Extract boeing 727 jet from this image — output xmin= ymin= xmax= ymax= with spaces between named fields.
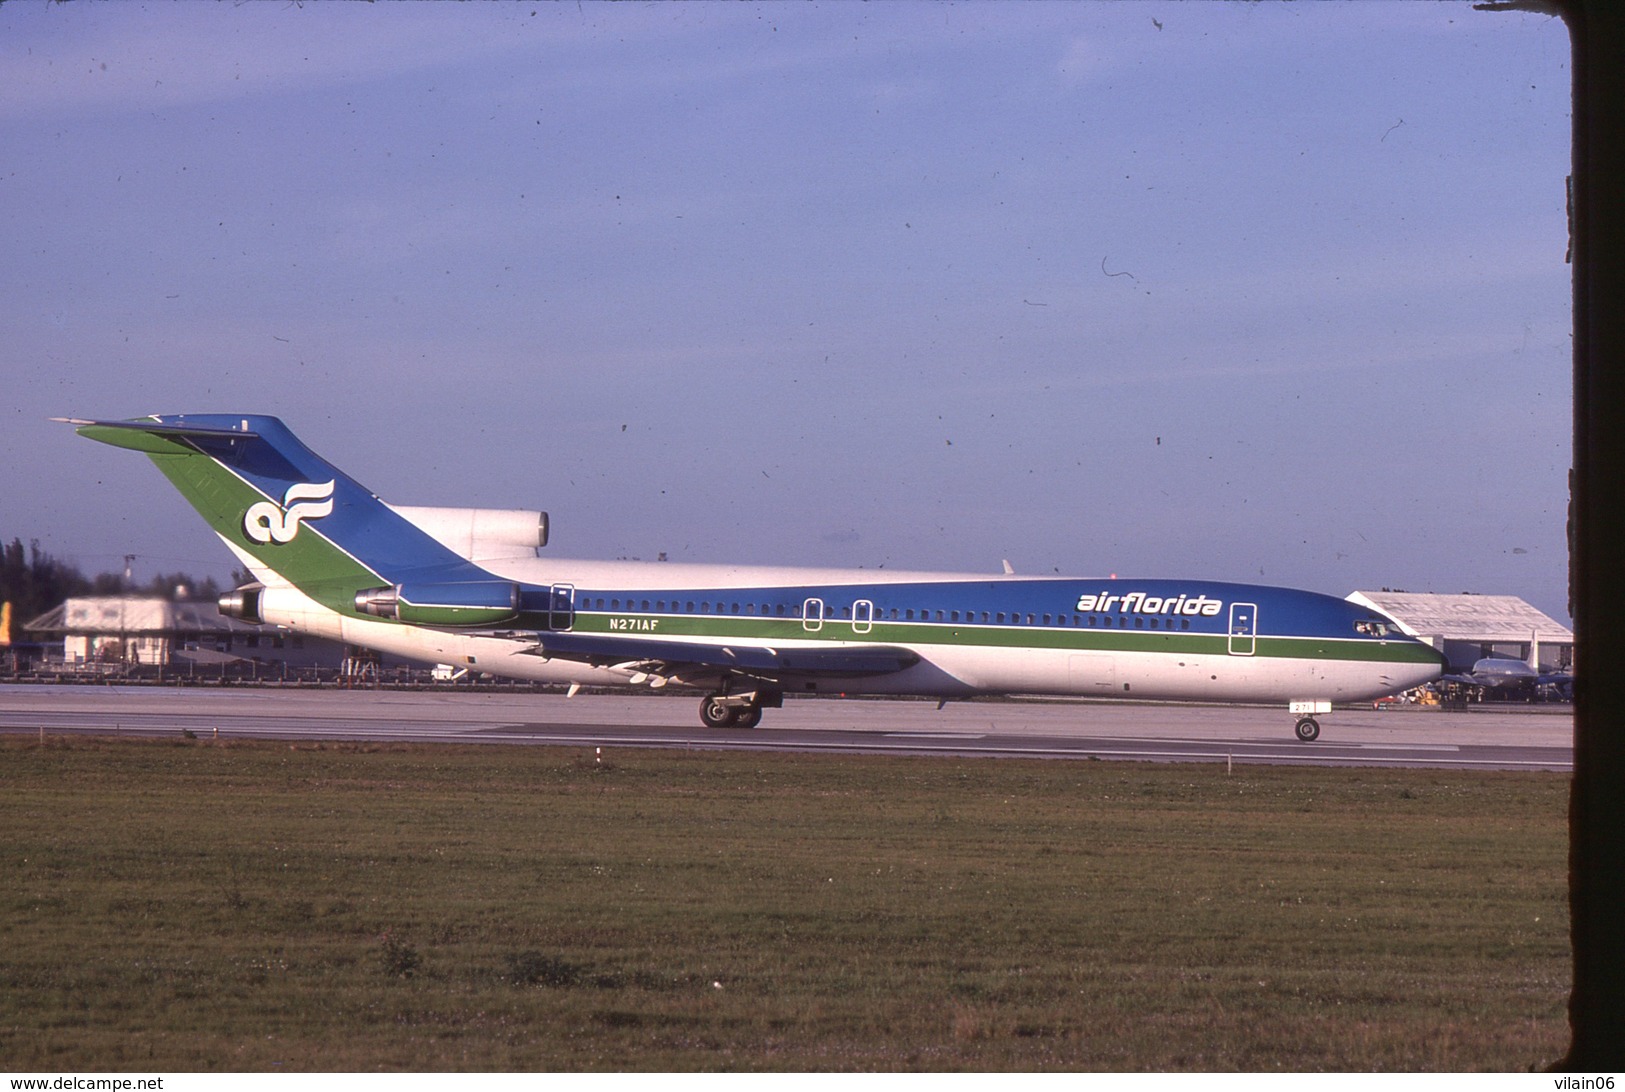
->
xmin=63 ymin=415 xmax=1444 ymax=741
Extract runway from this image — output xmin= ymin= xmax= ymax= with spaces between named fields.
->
xmin=0 ymin=683 xmax=1572 ymax=771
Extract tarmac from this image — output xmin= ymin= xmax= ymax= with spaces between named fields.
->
xmin=0 ymin=683 xmax=1573 ymax=770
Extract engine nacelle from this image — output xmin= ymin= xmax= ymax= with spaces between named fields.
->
xmin=354 ymin=580 xmax=521 ymax=627
xmin=218 ymin=584 xmax=265 ymax=625
xmin=216 ymin=583 xmax=346 ymax=641
xmin=386 ymin=505 xmax=548 ymax=561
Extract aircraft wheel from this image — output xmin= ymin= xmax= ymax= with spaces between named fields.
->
xmin=700 ymin=696 xmax=739 ymax=729
xmin=734 ymin=703 xmax=764 ymax=730
xmin=1294 ymin=716 xmax=1321 ymax=743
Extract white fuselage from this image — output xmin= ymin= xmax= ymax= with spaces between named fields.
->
xmin=236 ymin=547 xmax=1441 ymax=706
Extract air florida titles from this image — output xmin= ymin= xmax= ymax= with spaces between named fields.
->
xmin=1074 ymin=591 xmax=1225 ymax=617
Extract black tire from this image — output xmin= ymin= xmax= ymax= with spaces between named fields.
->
xmin=1294 ymin=716 xmax=1321 ymax=742
xmin=733 ymin=704 xmax=763 ymax=729
xmin=700 ymin=696 xmax=739 ymax=728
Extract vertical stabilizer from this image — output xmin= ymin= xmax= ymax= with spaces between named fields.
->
xmin=66 ymin=415 xmax=486 ymax=615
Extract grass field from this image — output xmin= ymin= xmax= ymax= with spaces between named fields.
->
xmin=0 ymin=735 xmax=1570 ymax=1071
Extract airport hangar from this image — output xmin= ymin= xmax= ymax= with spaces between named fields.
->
xmin=1349 ymin=590 xmax=1573 ymax=675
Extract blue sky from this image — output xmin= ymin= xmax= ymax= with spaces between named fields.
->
xmin=1 ymin=2 xmax=1573 ymax=620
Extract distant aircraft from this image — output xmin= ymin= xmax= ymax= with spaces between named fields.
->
xmin=1449 ymin=657 xmax=1539 ymax=687
xmin=63 ymin=415 xmax=1444 ymax=741
xmin=1440 ymin=657 xmax=1572 ymax=699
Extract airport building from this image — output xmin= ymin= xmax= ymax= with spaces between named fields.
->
xmin=1347 ymin=590 xmax=1573 ymax=674
xmin=24 ymin=595 xmax=338 ymax=674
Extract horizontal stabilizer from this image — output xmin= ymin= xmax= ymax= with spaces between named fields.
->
xmin=57 ymin=416 xmax=260 ymax=454
xmin=55 ymin=416 xmax=260 ymax=439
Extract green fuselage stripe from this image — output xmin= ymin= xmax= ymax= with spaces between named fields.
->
xmin=545 ymin=609 xmax=1437 ymax=665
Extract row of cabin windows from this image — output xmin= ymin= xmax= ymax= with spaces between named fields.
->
xmin=579 ymin=597 xmax=1193 ymax=630
xmin=586 ymin=598 xmax=796 ymax=616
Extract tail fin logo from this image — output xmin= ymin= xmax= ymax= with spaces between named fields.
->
xmin=244 ymin=480 xmax=335 ymax=545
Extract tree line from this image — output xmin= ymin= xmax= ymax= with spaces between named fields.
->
xmin=0 ymin=537 xmax=234 ymax=628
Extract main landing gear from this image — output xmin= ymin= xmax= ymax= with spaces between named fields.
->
xmin=700 ymin=688 xmax=783 ymax=730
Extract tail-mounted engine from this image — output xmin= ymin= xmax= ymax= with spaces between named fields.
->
xmin=354 ymin=580 xmax=521 ymax=627
xmin=218 ymin=583 xmax=265 ymax=625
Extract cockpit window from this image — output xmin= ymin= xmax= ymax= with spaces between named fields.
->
xmin=1354 ymin=619 xmax=1393 ymax=638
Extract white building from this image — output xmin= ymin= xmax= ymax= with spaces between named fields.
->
xmin=26 ymin=595 xmax=323 ymax=669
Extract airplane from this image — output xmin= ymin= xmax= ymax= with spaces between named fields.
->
xmin=1439 ymin=657 xmax=1573 ymax=700
xmin=1447 ymin=657 xmax=1539 ymax=688
xmin=61 ymin=414 xmax=1446 ymax=742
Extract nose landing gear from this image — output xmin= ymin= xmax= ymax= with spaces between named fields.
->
xmin=1290 ymin=700 xmax=1330 ymax=742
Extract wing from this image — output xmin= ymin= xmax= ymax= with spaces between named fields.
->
xmin=514 ymin=629 xmax=918 ymax=687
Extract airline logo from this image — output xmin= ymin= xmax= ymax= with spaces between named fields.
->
xmin=1075 ymin=590 xmax=1224 ymax=617
xmin=244 ymin=480 xmax=335 ymax=544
